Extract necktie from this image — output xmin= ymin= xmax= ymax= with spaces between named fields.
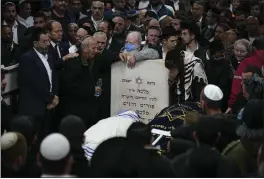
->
xmin=55 ymin=43 xmax=61 ymax=58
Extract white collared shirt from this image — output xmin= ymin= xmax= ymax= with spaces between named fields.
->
xmin=34 ymin=48 xmax=52 ymax=92
xmin=50 ymin=41 xmax=62 ymax=58
xmin=107 ymin=37 xmax=112 ymax=49
xmin=69 ymin=45 xmax=78 ymax=53
xmin=186 ymin=42 xmax=199 ymax=55
xmin=173 ymin=0 xmax=179 ymax=11
xmin=162 ymin=46 xmax=166 ymax=60
xmin=16 ymin=15 xmax=34 ymax=28
xmin=3 ymin=21 xmax=19 ymax=45
xmin=91 ymin=16 xmax=103 ymax=31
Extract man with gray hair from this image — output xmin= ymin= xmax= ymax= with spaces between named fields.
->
xmin=59 ymin=36 xmax=101 ymax=128
xmin=119 ymin=31 xmax=159 ymax=68
xmin=93 ymin=31 xmax=118 ymax=119
xmin=90 ymin=1 xmax=105 ymax=30
xmin=93 ymin=31 xmax=108 ymax=54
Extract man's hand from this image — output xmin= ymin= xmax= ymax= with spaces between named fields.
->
xmin=46 ymin=95 xmax=59 ymax=110
xmin=52 ymin=95 xmax=59 ymax=106
xmin=63 ymin=53 xmax=79 ymax=61
xmin=119 ymin=53 xmax=128 ymax=61
xmin=127 ymin=55 xmax=136 ymax=68
xmin=168 ymin=68 xmax=179 ymax=82
xmin=95 ymin=86 xmax=102 ymax=96
xmin=225 ymin=107 xmax=232 ymax=114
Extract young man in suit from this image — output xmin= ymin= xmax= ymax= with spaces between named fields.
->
xmin=18 ymin=28 xmax=60 ymax=144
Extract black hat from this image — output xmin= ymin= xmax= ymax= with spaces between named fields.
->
xmin=113 ymin=11 xmax=127 ymax=20
xmin=180 ymin=21 xmax=200 ymax=37
xmin=192 ymin=0 xmax=204 ymax=6
xmin=242 ymin=99 xmax=264 ymax=129
xmin=162 ymin=26 xmax=179 ymax=39
xmin=210 ymin=40 xmax=225 ymax=54
xmin=127 ymin=10 xmax=139 ymax=19
xmin=236 ymin=99 xmax=264 ymax=139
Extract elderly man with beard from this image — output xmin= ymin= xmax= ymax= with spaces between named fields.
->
xmin=108 ymin=13 xmax=127 ymax=55
xmin=59 ymin=37 xmax=101 ymax=128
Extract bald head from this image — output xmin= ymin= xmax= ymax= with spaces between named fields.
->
xmin=48 ymin=21 xmax=63 ymax=42
xmin=76 ymin=28 xmax=88 ymax=43
xmin=81 ymin=37 xmax=98 ymax=59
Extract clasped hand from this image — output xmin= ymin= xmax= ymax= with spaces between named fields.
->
xmin=47 ymin=95 xmax=59 ymax=110
xmin=119 ymin=53 xmax=136 ymax=68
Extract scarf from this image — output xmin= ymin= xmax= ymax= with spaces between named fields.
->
xmin=176 ymin=50 xmax=208 ymax=101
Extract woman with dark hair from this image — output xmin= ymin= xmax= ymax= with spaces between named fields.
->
xmin=165 ymin=47 xmax=208 ymax=104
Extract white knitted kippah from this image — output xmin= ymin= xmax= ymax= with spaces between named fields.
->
xmin=40 ymin=133 xmax=70 ymax=161
xmin=1 ymin=132 xmax=18 ymax=150
xmin=204 ymin=84 xmax=223 ymax=101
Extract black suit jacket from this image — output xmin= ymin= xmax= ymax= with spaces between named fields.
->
xmin=58 ymin=56 xmax=102 ymax=127
xmin=1 ymin=42 xmax=22 ymax=66
xmin=17 ymin=21 xmax=27 ymax=45
xmin=18 ymin=49 xmax=58 ymax=117
xmin=48 ymin=43 xmax=68 ymax=70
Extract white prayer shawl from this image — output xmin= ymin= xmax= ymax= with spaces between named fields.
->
xmin=82 ymin=111 xmax=140 ymax=161
xmin=176 ymin=50 xmax=208 ymax=101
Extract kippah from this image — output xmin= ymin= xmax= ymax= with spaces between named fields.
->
xmin=193 ymin=0 xmax=203 ymax=6
xmin=203 ymin=84 xmax=223 ymax=101
xmin=40 ymin=133 xmax=70 ymax=161
xmin=1 ymin=132 xmax=18 ymax=150
xmin=127 ymin=10 xmax=139 ymax=18
xmin=3 ymin=1 xmax=16 ymax=7
xmin=159 ymin=15 xmax=168 ymax=22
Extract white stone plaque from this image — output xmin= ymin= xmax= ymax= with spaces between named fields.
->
xmin=111 ymin=60 xmax=169 ymax=124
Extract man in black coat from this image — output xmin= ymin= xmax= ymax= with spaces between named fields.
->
xmin=46 ymin=20 xmax=76 ymax=71
xmin=18 ymin=28 xmax=59 ymax=143
xmin=1 ymin=25 xmax=22 ymax=66
xmin=93 ymin=31 xmax=118 ymax=119
xmin=58 ymin=36 xmax=101 ymax=128
xmin=2 ymin=2 xmax=27 ymax=46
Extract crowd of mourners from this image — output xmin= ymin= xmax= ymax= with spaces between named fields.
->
xmin=1 ymin=0 xmax=264 ymax=177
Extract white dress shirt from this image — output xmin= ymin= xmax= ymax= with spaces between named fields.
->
xmin=3 ymin=20 xmax=19 ymax=45
xmin=173 ymin=0 xmax=179 ymax=11
xmin=34 ymin=48 xmax=52 ymax=92
xmin=16 ymin=15 xmax=34 ymax=28
xmin=50 ymin=41 xmax=62 ymax=58
xmin=91 ymin=16 xmax=103 ymax=31
xmin=69 ymin=45 xmax=78 ymax=53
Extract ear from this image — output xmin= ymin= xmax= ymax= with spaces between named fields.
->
xmin=167 ymin=140 xmax=171 ymax=152
xmin=37 ymin=153 xmax=42 ymax=167
xmin=33 ymin=41 xmax=38 ymax=47
xmin=163 ymin=39 xmax=166 ymax=44
xmin=190 ymin=33 xmax=195 ymax=40
xmin=193 ymin=131 xmax=199 ymax=145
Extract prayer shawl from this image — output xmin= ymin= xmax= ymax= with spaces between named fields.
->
xmin=148 ymin=102 xmax=202 ymax=150
xmin=176 ymin=50 xmax=208 ymax=101
xmin=82 ymin=110 xmax=140 ymax=161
